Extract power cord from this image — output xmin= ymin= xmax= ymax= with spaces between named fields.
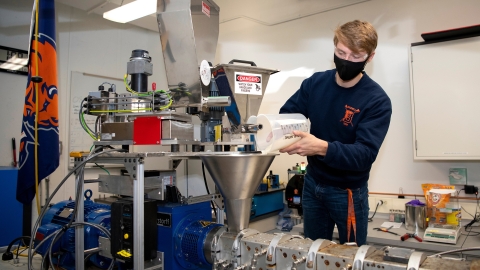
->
xmin=2 ymin=236 xmax=31 ymax=261
xmin=368 ymin=200 xmax=385 ymax=222
xmin=460 ymin=193 xmax=479 ymax=256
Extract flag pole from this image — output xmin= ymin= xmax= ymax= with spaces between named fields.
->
xmin=34 ymin=0 xmax=40 ymax=215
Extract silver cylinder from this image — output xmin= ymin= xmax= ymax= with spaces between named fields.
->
xmin=225 ymin=198 xmax=252 ymax=233
xmin=202 ymin=96 xmax=231 ymax=107
xmin=203 ymin=226 xmax=225 ymax=265
xmin=405 ymin=204 xmax=426 ymax=231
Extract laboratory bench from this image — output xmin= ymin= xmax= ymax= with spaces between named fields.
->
xmin=285 ymin=217 xmax=480 ymax=259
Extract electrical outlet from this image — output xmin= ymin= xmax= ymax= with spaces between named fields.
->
xmin=376 ymin=198 xmax=391 ymax=213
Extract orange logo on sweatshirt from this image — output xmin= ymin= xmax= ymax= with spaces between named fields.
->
xmin=341 ymin=105 xmax=360 ymax=126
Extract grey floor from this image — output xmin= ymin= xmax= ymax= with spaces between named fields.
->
xmin=0 ymin=252 xmax=42 ymax=269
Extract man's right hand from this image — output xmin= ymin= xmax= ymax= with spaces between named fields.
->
xmin=279 ymin=130 xmax=328 ymax=157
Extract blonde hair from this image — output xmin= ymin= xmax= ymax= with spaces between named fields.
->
xmin=333 ymin=20 xmax=378 ymax=55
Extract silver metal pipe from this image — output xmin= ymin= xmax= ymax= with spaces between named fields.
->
xmin=133 ymin=159 xmax=145 ymax=270
xmin=74 ymin=172 xmax=85 ymax=270
xmin=202 ymin=96 xmax=231 ymax=107
xmin=84 ymin=247 xmax=102 ymax=255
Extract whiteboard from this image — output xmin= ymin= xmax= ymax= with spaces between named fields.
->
xmin=68 ymin=71 xmax=124 ymax=165
xmin=410 ymin=36 xmax=480 ymax=160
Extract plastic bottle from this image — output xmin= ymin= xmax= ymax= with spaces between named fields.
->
xmin=268 ymin=170 xmax=273 ymax=188
xmin=389 ymin=209 xmax=395 ymax=222
xmin=300 ymin=162 xmax=306 ymax=173
xmin=394 ymin=210 xmax=400 ymax=223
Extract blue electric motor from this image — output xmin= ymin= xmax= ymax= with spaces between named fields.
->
xmin=37 ymin=191 xmax=222 ymax=270
xmin=157 ymin=202 xmax=222 ymax=269
xmin=35 ymin=190 xmax=113 ymax=269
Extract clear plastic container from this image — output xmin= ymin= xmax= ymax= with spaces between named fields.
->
xmin=256 ymin=114 xmax=309 ymax=152
xmin=389 ymin=209 xmax=395 ymax=222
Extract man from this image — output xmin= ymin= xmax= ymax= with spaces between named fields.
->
xmin=279 ymin=20 xmax=392 ymax=246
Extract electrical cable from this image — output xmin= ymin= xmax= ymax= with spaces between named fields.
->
xmin=89 ymin=108 xmax=153 ymax=113
xmin=430 ymin=247 xmax=480 ymax=257
xmin=94 ymin=115 xmax=101 ymax=139
xmin=14 ymin=247 xmax=28 ymax=258
xmin=459 ymin=193 xmax=479 ymax=257
xmin=80 ymin=111 xmax=96 ymax=139
xmin=15 ymin=238 xmax=28 ymax=259
xmin=27 ymin=147 xmax=126 ymax=270
xmin=368 ymin=202 xmax=380 ymax=222
xmin=462 ymin=205 xmax=475 ymax=218
xmin=45 ymin=222 xmax=113 ymax=270
xmin=95 ymin=163 xmax=111 ymax=175
xmin=79 ymin=98 xmax=96 ymax=139
xmin=123 ymin=74 xmax=173 ymax=110
xmin=88 ymin=143 xmax=111 ymax=175
xmin=202 ymin=162 xmax=217 ymax=218
xmin=2 ymin=236 xmax=31 ymax=261
xmin=460 ymin=226 xmax=480 ymax=236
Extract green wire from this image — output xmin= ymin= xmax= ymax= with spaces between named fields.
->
xmin=80 ymin=112 xmax=96 ymax=140
xmin=123 ymin=74 xmax=173 ymax=109
xmin=89 ymin=144 xmax=110 ymax=175
xmin=94 ymin=163 xmax=110 ymax=175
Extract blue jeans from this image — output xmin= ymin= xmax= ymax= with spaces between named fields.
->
xmin=302 ymin=174 xmax=369 ymax=246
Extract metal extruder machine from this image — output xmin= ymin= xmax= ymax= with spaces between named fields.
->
xmin=29 ymin=0 xmax=480 ymax=269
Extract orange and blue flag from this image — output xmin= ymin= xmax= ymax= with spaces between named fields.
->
xmin=17 ymin=0 xmax=59 ymax=205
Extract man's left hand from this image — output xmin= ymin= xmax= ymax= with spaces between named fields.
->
xmin=279 ymin=130 xmax=328 ymax=156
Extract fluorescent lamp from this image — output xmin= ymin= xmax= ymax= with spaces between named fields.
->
xmin=0 ymin=55 xmax=28 ymax=70
xmin=103 ymin=0 xmax=157 ymax=23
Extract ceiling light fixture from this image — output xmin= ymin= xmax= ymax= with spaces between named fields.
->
xmin=103 ymin=0 xmax=157 ymax=23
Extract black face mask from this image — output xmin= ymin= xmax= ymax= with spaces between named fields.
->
xmin=334 ymin=53 xmax=368 ymax=81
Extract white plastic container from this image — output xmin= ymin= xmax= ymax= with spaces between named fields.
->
xmin=255 ymin=114 xmax=309 ymax=153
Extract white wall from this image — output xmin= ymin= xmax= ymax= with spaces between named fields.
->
xmin=212 ymin=0 xmax=480 ymax=195
xmin=2 ymin=0 xmax=480 ymax=205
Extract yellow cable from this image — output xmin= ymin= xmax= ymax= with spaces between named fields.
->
xmin=89 ymin=108 xmax=153 ymax=113
xmin=123 ymin=74 xmax=135 ymax=94
xmin=34 ymin=0 xmax=40 ymax=215
xmin=123 ymin=74 xmax=173 ymax=109
xmin=158 ymin=99 xmax=173 ymax=110
xmin=11 ymin=247 xmax=29 ymax=257
xmin=80 ymin=113 xmax=96 ymax=140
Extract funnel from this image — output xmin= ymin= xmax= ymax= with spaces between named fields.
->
xmin=199 ymin=153 xmax=277 ymax=233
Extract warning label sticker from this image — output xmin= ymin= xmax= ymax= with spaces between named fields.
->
xmin=202 ymin=1 xmax=210 ymax=17
xmin=234 ymin=72 xmax=262 ymax=95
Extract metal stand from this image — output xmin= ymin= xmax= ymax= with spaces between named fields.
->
xmin=73 ymin=152 xmax=166 ymax=270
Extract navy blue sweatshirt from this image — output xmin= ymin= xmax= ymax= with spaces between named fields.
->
xmin=280 ymin=69 xmax=392 ymax=189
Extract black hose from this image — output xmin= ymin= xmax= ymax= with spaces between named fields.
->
xmin=202 ymin=162 xmax=217 ymax=218
xmin=2 ymin=236 xmax=31 ymax=261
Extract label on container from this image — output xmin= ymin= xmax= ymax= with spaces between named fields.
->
xmin=202 ymin=1 xmax=210 ymax=17
xmin=234 ymin=72 xmax=262 ymax=95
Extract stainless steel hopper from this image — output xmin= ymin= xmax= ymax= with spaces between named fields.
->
xmin=199 ymin=153 xmax=277 ymax=233
xmin=157 ymin=0 xmax=220 ymax=107
xmin=212 ymin=61 xmax=279 ymax=126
